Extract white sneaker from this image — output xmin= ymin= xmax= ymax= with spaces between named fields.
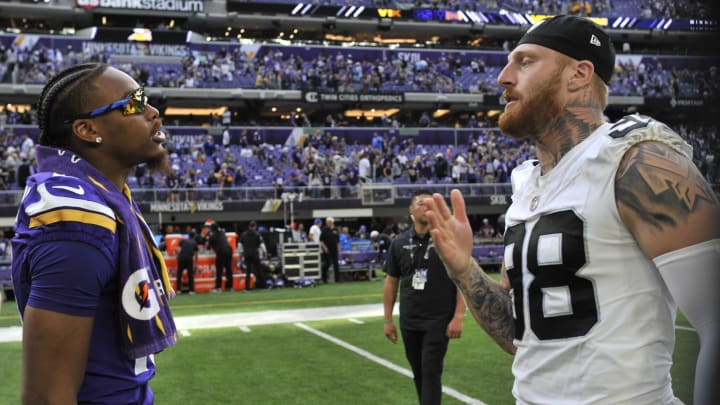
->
xmin=212 ymin=288 xmax=222 ymax=293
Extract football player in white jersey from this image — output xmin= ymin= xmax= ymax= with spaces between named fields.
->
xmin=424 ymin=15 xmax=719 ymax=405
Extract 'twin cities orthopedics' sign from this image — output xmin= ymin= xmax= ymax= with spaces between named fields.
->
xmin=304 ymin=92 xmax=404 ymax=104
xmin=76 ymin=0 xmax=204 ymax=12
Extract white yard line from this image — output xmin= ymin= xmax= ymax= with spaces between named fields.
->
xmin=0 ymin=326 xmax=21 ymax=343
xmin=295 ymin=322 xmax=487 ymax=405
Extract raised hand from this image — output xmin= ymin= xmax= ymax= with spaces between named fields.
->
xmin=426 ymin=189 xmax=516 ymax=354
xmin=425 ymin=189 xmax=475 ymax=280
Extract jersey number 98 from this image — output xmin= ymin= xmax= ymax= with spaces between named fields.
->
xmin=505 ymin=210 xmax=598 ymax=340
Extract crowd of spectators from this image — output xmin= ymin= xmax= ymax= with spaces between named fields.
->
xmin=155 ymin=122 xmax=718 ymax=202
xmin=613 ymin=59 xmax=719 ymax=99
xmin=0 ymin=17 xmax=718 ymax=197
xmin=144 ymin=128 xmax=524 ymax=204
xmin=0 ymin=132 xmax=36 ymax=191
xmin=480 ymin=0 xmax=712 ymax=19
xmin=635 ymin=0 xmax=715 ymax=19
xmin=677 ymin=124 xmax=719 ymax=186
xmin=1 ymin=120 xmax=716 ymax=200
xmin=2 ymin=38 xmax=718 ymax=100
xmin=490 ymin=0 xmax=612 ymax=16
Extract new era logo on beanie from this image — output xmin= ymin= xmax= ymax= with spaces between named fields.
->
xmin=517 ymin=15 xmax=616 ymax=84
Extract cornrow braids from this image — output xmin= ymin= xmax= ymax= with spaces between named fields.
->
xmin=37 ymin=63 xmax=109 ymax=148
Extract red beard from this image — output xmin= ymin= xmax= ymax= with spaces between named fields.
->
xmin=498 ymin=71 xmax=564 ymax=139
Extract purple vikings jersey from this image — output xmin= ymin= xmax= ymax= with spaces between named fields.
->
xmin=12 ymin=173 xmax=157 ymax=404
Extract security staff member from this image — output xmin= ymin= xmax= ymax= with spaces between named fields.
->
xmin=176 ymin=230 xmax=199 ymax=294
xmin=383 ymin=189 xmax=466 ymax=405
xmin=320 ymin=216 xmax=340 ymax=283
xmin=205 ymin=220 xmax=233 ymax=292
xmin=239 ymin=221 xmax=263 ymax=291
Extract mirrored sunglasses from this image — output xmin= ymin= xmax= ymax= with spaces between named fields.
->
xmin=63 ymin=87 xmax=148 ymax=124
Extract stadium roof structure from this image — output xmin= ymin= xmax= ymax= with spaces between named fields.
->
xmin=0 ymin=1 xmax=717 ymax=126
xmin=0 ymin=0 xmax=717 ymax=45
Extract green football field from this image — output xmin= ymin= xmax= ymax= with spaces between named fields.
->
xmin=0 ymin=278 xmax=698 ymax=404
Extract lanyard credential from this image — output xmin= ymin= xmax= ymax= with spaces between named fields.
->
xmin=409 ymin=235 xmax=433 ymax=268
xmin=410 ymin=235 xmax=432 ymax=290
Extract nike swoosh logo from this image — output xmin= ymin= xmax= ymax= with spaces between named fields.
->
xmin=52 ymin=185 xmax=85 ymax=195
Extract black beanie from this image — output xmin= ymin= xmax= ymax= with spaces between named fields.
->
xmin=517 ymin=15 xmax=616 ymax=84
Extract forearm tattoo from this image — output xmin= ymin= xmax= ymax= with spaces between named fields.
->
xmin=455 ymin=260 xmax=516 ymax=354
xmin=616 ymin=142 xmax=718 ymax=230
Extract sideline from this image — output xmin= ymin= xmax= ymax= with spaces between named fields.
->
xmin=169 ymin=293 xmax=381 ymax=311
xmin=0 ymin=304 xmax=391 ymax=343
xmin=0 ymin=302 xmax=698 ymax=343
xmin=174 ymin=303 xmax=390 ymax=330
xmin=0 ymin=303 xmax=487 ymax=402
xmin=0 ymin=292 xmax=381 ymax=321
xmin=296 ymin=322 xmax=488 ymax=405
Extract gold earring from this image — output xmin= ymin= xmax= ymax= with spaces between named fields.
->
xmin=95 ymin=137 xmax=103 ymax=144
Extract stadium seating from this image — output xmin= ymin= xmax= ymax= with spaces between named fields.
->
xmin=2 ymin=34 xmax=717 ymax=99
xmin=1 ymin=120 xmax=717 ymax=203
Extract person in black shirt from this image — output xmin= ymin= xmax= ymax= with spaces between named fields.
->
xmin=369 ymin=230 xmax=392 ymax=279
xmin=321 ymin=166 xmax=333 ymax=199
xmin=205 ymin=220 xmax=233 ymax=292
xmin=319 ymin=216 xmax=340 ymax=283
xmin=383 ymin=189 xmax=466 ymax=405
xmin=433 ymin=154 xmax=449 ymax=180
xmin=239 ymin=221 xmax=263 ymax=291
xmin=16 ymin=156 xmax=33 ymax=189
xmin=370 ymin=230 xmax=392 ymax=254
xmin=176 ymin=230 xmax=199 ymax=294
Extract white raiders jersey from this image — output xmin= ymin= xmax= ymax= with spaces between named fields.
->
xmin=504 ymin=115 xmax=691 ymax=405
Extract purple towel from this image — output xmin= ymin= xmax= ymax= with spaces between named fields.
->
xmin=34 ymin=145 xmax=177 ymax=358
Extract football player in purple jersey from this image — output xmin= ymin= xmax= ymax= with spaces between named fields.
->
xmin=12 ymin=63 xmax=177 ymax=404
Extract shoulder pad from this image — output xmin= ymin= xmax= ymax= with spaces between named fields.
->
xmin=21 ymin=174 xmax=117 ymax=233
xmin=608 ymin=114 xmax=654 ymax=139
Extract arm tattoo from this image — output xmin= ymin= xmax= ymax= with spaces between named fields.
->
xmin=455 ymin=260 xmax=516 ymax=354
xmin=616 ymin=142 xmax=718 ymax=230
